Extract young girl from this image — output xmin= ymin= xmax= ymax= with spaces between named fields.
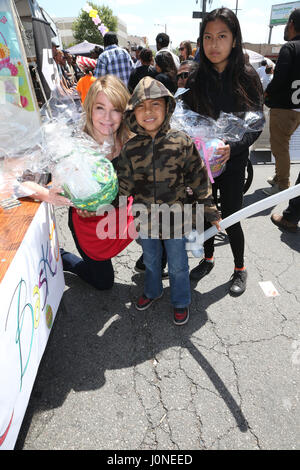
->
xmin=23 ymin=75 xmax=134 ymax=290
xmin=154 ymin=51 xmax=178 ymax=94
xmin=183 ymin=7 xmax=263 ymax=296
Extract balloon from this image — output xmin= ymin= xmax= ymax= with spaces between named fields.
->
xmin=89 ymin=9 xmax=98 ymax=18
xmin=83 ymin=3 xmax=92 ymax=13
xmin=92 ymin=16 xmax=101 ymax=25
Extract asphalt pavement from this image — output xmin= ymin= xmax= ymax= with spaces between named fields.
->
xmin=15 ymin=156 xmax=300 ymax=451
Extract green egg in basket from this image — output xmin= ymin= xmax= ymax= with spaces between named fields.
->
xmin=61 ymin=155 xmax=119 ymax=212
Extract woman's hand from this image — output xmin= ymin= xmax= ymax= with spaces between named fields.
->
xmin=20 ymin=182 xmax=72 ymax=207
xmin=76 ymin=209 xmax=97 ymax=218
xmin=215 ymin=144 xmax=231 ymax=164
xmin=45 ymin=188 xmax=73 ymax=206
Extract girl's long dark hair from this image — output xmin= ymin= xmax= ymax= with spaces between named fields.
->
xmin=190 ymin=7 xmax=262 ymax=117
xmin=155 ymin=51 xmax=177 ymax=82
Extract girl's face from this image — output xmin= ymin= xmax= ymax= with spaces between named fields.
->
xmin=92 ymin=91 xmax=123 ymax=141
xmin=203 ymin=19 xmax=236 ymax=73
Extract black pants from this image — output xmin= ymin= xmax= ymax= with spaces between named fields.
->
xmin=283 ymin=171 xmax=300 ymax=224
xmin=60 ymin=210 xmax=114 ymax=291
xmin=204 ymin=165 xmax=246 ymax=269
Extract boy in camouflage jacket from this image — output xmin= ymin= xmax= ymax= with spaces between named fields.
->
xmin=117 ymin=77 xmax=220 ymax=325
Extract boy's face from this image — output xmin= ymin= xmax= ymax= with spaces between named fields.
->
xmin=134 ymin=98 xmax=166 ymax=138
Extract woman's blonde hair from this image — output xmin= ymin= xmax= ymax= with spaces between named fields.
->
xmin=83 ymin=75 xmax=131 ymax=145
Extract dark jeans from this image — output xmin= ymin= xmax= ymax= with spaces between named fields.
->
xmin=60 ymin=210 xmax=114 ymax=291
xmin=283 ymin=171 xmax=300 ymax=224
xmin=204 ymin=165 xmax=246 ymax=269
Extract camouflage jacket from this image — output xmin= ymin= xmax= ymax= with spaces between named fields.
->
xmin=117 ymin=77 xmax=220 ymax=238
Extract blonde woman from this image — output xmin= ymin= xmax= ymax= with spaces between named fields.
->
xmin=24 ymin=75 xmax=135 ymax=290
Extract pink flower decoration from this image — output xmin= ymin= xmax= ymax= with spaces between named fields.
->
xmin=92 ymin=16 xmax=101 ymax=25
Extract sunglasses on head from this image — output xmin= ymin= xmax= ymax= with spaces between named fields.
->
xmin=177 ymin=71 xmax=189 ymax=80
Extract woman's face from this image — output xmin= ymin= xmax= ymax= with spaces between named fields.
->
xmin=177 ymin=64 xmax=191 ymax=88
xmin=179 ymin=44 xmax=187 ymax=60
xmin=203 ymin=19 xmax=235 ymax=73
xmin=92 ymin=91 xmax=123 ymax=141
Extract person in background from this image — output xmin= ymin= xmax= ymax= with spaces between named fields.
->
xmin=90 ymin=46 xmax=103 ymax=60
xmin=263 ymin=8 xmax=300 ymax=195
xmin=155 ymin=51 xmax=178 ymax=94
xmin=270 ymin=171 xmax=300 ymax=233
xmin=71 ymin=55 xmax=84 ymax=81
xmin=134 ymin=46 xmax=143 ymax=68
xmin=94 ymin=32 xmax=133 ymax=86
xmin=179 ymin=41 xmax=194 ymax=62
xmin=194 ymin=37 xmax=201 ymax=63
xmin=127 ymin=48 xmax=157 ymax=94
xmin=177 ymin=60 xmax=199 ymax=89
xmin=76 ymin=56 xmax=97 ymax=104
xmin=64 ymin=51 xmax=77 ymax=85
xmin=256 ymin=59 xmax=268 ymax=83
xmin=261 ymin=64 xmax=273 ymax=91
xmin=155 ymin=32 xmax=180 ymax=69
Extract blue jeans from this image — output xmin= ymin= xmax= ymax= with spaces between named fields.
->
xmin=140 ymin=238 xmax=191 ymax=308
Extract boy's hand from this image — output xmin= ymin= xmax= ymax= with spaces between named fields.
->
xmin=76 ymin=209 xmax=97 ymax=218
xmin=211 ymin=219 xmax=222 ymax=231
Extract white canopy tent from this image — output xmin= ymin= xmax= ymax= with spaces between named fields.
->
xmin=243 ymin=48 xmax=275 ymax=70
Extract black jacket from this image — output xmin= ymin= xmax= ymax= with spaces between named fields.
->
xmin=155 ymin=72 xmax=177 ymax=95
xmin=265 ymin=35 xmax=300 ymax=109
xmin=183 ymin=65 xmax=263 ymax=173
xmin=127 ymin=65 xmax=157 ymax=94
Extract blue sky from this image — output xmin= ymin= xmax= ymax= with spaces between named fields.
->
xmin=39 ymin=0 xmax=290 ymax=46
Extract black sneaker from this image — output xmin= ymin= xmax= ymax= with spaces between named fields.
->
xmin=135 ymin=255 xmax=168 ymax=278
xmin=229 ymin=270 xmax=247 ymax=296
xmin=135 ymin=255 xmax=146 ymax=272
xmin=190 ymin=259 xmax=214 ymax=281
xmin=173 ymin=306 xmax=190 ymax=326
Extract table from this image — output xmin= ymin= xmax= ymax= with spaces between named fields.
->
xmin=0 ymin=200 xmax=65 ymax=450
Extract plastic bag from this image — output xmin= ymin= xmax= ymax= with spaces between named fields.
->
xmin=0 ymin=86 xmax=118 ymax=207
xmin=52 ymin=146 xmax=118 ymax=212
xmin=171 ymin=97 xmax=265 ymax=183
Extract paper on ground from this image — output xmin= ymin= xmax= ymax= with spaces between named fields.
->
xmin=259 ymin=281 xmax=280 ymax=297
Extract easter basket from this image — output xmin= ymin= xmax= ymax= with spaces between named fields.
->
xmin=171 ymin=97 xmax=265 ymax=183
xmin=53 ymin=149 xmax=118 ymax=212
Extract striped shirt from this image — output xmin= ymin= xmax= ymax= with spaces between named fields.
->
xmin=94 ymin=45 xmax=133 ymax=86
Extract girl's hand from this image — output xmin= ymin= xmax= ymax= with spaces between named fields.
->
xmin=215 ymin=144 xmax=231 ymax=164
xmin=76 ymin=209 xmax=97 ymax=218
xmin=211 ymin=219 xmax=222 ymax=231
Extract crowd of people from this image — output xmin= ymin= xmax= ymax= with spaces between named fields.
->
xmin=25 ymin=6 xmax=300 ymax=326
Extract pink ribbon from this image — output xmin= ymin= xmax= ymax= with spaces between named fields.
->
xmin=193 ymin=137 xmax=215 ymax=184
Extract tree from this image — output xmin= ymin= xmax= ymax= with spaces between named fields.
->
xmin=72 ymin=3 xmax=118 ymax=45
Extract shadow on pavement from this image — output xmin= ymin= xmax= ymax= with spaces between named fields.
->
xmin=16 ymin=271 xmax=249 ymax=449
